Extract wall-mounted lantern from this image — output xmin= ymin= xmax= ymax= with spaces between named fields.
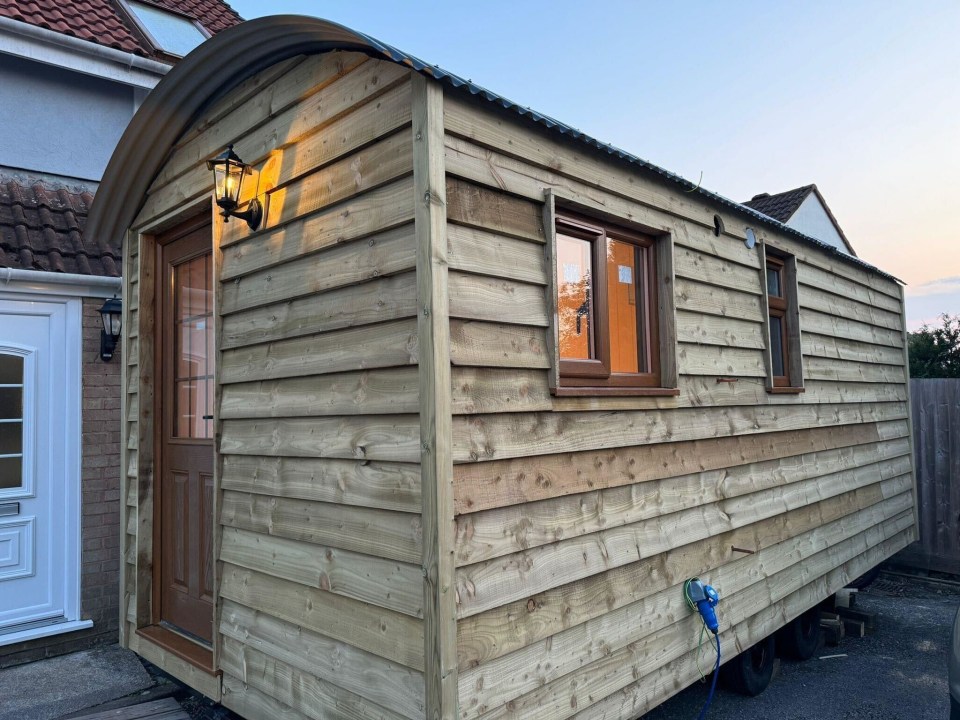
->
xmin=206 ymin=144 xmax=262 ymax=230
xmin=98 ymin=296 xmax=123 ymax=361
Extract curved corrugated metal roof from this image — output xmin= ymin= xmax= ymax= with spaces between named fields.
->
xmin=88 ymin=15 xmax=900 ymax=284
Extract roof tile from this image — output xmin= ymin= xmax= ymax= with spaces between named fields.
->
xmin=0 ymin=0 xmax=242 ymax=58
xmin=742 ymin=185 xmax=815 ymax=223
xmin=0 ymin=180 xmax=119 ymax=277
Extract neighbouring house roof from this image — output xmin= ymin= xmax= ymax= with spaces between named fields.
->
xmin=744 ymin=184 xmax=857 ymax=257
xmin=88 ymin=15 xmax=900 ymax=284
xmin=744 ymin=185 xmax=815 ymax=223
xmin=0 ymin=178 xmax=119 ymax=276
xmin=0 ymin=0 xmax=242 ymax=58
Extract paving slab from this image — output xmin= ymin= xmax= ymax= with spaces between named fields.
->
xmin=0 ymin=644 xmax=153 ymax=720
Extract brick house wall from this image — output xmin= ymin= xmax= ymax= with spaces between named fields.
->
xmin=0 ymin=298 xmax=122 ymax=668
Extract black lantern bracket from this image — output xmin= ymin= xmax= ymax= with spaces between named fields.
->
xmin=98 ymin=295 xmax=122 ymax=362
xmin=206 ymin=144 xmax=263 ymax=231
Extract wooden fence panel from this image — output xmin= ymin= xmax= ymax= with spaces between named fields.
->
xmin=893 ymin=378 xmax=960 ymax=574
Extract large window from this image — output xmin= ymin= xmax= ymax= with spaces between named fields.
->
xmin=763 ymin=248 xmax=804 ymax=392
xmin=551 ymin=212 xmax=674 ymax=394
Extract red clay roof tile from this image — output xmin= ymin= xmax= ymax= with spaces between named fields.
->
xmin=0 ymin=0 xmax=243 ymax=58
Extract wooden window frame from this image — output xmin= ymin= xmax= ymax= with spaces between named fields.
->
xmin=762 ymin=245 xmax=804 ymax=394
xmin=545 ymin=194 xmax=678 ymax=397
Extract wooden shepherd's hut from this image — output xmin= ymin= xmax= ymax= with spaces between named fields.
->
xmin=87 ymin=15 xmax=918 ymax=720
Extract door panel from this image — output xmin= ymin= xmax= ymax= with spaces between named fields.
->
xmin=0 ymin=300 xmax=70 ymax=631
xmin=157 ymin=215 xmax=214 ymax=644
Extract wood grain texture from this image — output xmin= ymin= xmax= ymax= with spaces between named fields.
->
xmin=220 ymin=528 xmax=424 ymax=616
xmin=456 ymin=490 xmax=911 ymax=672
xmin=220 ymin=319 xmax=418 ymax=385
xmin=455 ymin=473 xmax=912 ymax=617
xmin=413 ymin=75 xmax=459 ymax=720
xmin=220 ymin=564 xmax=425 ymax=671
xmin=220 ymin=599 xmax=426 ymax=720
xmin=451 ymin=402 xmax=907 ymax=463
xmin=220 ymin=490 xmax=422 ymax=564
xmin=220 ymin=455 xmax=421 ymax=513
xmin=220 ymin=638 xmax=407 ymax=720
xmin=453 ymin=420 xmax=902 ymax=513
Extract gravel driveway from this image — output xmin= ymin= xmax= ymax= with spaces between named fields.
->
xmin=643 ymin=573 xmax=960 ymax=720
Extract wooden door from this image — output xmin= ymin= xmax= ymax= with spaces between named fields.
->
xmin=156 ymin=215 xmax=214 ymax=644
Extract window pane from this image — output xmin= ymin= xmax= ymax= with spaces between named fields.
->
xmin=173 ymin=253 xmax=214 ymax=438
xmin=770 ymin=315 xmax=785 ymax=377
xmin=127 ymin=0 xmax=207 ymax=56
xmin=556 ymin=233 xmax=595 ymax=361
xmin=0 ymin=456 xmax=22 ymax=490
xmin=0 ymin=355 xmax=23 ymax=384
xmin=607 ymin=239 xmax=640 ymax=373
xmin=0 ymin=422 xmax=21 ymax=455
xmin=766 ymin=266 xmax=782 ymax=297
xmin=0 ymin=388 xmax=21 ymax=420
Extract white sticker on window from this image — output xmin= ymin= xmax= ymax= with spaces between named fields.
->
xmin=563 ymin=263 xmax=581 ymax=283
xmin=618 ymin=265 xmax=633 ymax=284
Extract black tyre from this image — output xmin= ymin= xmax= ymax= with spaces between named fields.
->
xmin=776 ymin=606 xmax=821 ymax=660
xmin=721 ymin=634 xmax=776 ymax=696
xmin=846 ymin=564 xmax=881 ymax=590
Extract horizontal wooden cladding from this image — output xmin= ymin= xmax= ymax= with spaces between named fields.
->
xmin=221 ymin=599 xmax=425 ymax=720
xmin=221 ymin=271 xmax=418 ymax=350
xmin=221 ymin=177 xmax=415 ymax=281
xmin=140 ymin=56 xmax=410 ymax=231
xmin=571 ymin=532 xmax=912 ymax=720
xmin=220 ymin=526 xmax=423 ymax=617
xmin=802 ymin=308 xmax=904 ymax=349
xmin=221 ymin=490 xmax=422 ymax=564
xmin=150 ymin=52 xmax=370 ymax=193
xmin=453 ymin=437 xmax=911 ymax=565
xmin=677 ymin=343 xmax=766 ymax=377
xmin=221 ymin=319 xmax=418 ymax=385
xmin=802 ymin=331 xmax=906 ymax=365
xmin=447 ymin=223 xmax=547 ymax=285
xmin=456 ymin=489 xmax=910 ymax=673
xmin=455 ymin=471 xmax=912 ymax=618
xmin=449 ymin=271 xmax=547 ymax=326
xmin=443 ymin=97 xmax=900 ymax=300
xmin=804 ymin=356 xmax=906 ymax=384
xmin=457 ymin=501 xmax=912 ymax=716
xmin=675 ymin=278 xmax=764 ymax=323
xmin=800 ymin=283 xmax=902 ymax=332
xmin=220 ymin=415 xmax=420 ymax=462
xmin=221 ymin=455 xmax=420 ymax=514
xmin=222 ymin=125 xmax=414 ymax=249
xmin=222 ymin=674 xmax=313 ymax=720
xmin=446 ymin=176 xmax=545 ymax=243
xmin=221 ymin=222 xmax=416 ymax=315
xmin=471 ymin=521 xmax=913 ymax=720
xmin=221 ymin=641 xmax=408 ymax=720
xmin=453 ymin=419 xmax=904 ymax=514
xmin=220 ymin=367 xmax=419 ymax=418
xmin=449 ymin=368 xmax=908 ymax=415
xmin=674 ymin=245 xmax=762 ymax=295
xmin=798 ymin=261 xmax=902 ymax=315
xmin=220 ymin=563 xmax=425 ymax=671
xmin=450 ymin=320 xmax=550 ymax=369
xmin=452 ymin=401 xmax=907 ymax=464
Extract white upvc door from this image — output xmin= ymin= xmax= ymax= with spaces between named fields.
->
xmin=0 ymin=297 xmax=82 ymax=640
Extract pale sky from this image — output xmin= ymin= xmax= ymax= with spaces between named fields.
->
xmin=230 ymin=1 xmax=960 ymax=329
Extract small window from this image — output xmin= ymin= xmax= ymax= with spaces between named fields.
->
xmin=763 ymin=249 xmax=804 ymax=392
xmin=551 ymin=212 xmax=674 ymax=394
xmin=0 ymin=354 xmax=24 ymax=490
xmin=122 ymin=0 xmax=210 ymax=57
